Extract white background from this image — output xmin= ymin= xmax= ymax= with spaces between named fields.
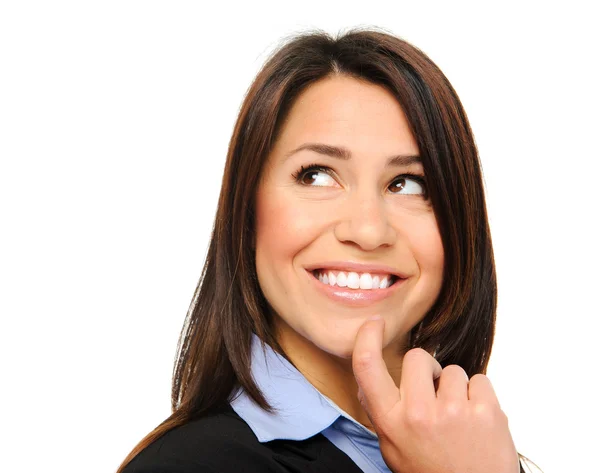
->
xmin=1 ymin=1 xmax=598 ymax=472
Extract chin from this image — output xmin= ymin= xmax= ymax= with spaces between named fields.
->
xmin=277 ymin=313 xmax=374 ymax=361
xmin=308 ymin=330 xmax=358 ymax=360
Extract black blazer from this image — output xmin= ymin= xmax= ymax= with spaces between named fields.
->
xmin=122 ymin=404 xmax=366 ymax=473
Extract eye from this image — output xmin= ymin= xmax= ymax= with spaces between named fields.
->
xmin=292 ymin=164 xmax=428 ymax=197
xmin=389 ymin=173 xmax=428 ymax=197
xmin=291 ymin=164 xmax=336 ymax=187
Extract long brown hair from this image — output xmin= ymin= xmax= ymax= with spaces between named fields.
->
xmin=118 ymin=27 xmax=540 ymax=473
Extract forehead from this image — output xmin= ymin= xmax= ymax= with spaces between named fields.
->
xmin=273 ymin=75 xmax=419 ymax=157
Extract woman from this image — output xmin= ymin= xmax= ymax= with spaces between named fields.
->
xmin=118 ymin=28 xmax=541 ymax=473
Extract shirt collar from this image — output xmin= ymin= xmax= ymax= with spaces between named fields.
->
xmin=230 ymin=333 xmax=346 ymax=442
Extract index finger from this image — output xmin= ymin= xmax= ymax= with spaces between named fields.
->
xmin=399 ymin=347 xmax=443 ymax=405
xmin=352 ymin=316 xmax=399 ymax=422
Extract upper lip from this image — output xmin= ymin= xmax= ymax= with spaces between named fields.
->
xmin=304 ymin=261 xmax=409 ymax=279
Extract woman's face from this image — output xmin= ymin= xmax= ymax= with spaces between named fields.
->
xmin=255 ymin=75 xmax=444 ymax=360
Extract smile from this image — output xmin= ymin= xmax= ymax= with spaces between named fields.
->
xmin=312 ymin=269 xmax=398 ymax=290
xmin=306 ymin=269 xmax=405 ymax=307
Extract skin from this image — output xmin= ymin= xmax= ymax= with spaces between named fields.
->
xmin=254 ymin=74 xmax=520 ymax=472
xmin=254 ymin=74 xmax=445 ymax=430
xmin=352 ymin=318 xmax=520 ymax=473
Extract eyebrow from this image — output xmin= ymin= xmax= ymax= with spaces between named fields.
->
xmin=284 ymin=142 xmax=422 ymax=167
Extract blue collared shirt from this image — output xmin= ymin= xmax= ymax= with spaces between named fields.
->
xmin=230 ymin=333 xmax=392 ymax=473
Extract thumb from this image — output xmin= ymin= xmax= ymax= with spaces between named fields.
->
xmin=352 ymin=316 xmax=400 ymax=423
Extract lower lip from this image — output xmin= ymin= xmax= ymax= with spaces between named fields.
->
xmin=305 ymin=270 xmax=406 ymax=307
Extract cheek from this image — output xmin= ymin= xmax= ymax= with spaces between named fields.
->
xmin=410 ymin=217 xmax=445 ymax=291
xmin=420 ymin=223 xmax=444 ymax=268
xmin=255 ymin=190 xmax=321 ymax=257
xmin=254 ymin=189 xmax=322 ymax=321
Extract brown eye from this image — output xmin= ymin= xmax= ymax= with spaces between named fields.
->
xmin=389 ymin=174 xmax=427 ymax=196
xmin=292 ymin=164 xmax=336 ymax=187
xmin=292 ymin=165 xmax=428 ymax=198
xmin=301 ymin=170 xmax=321 ymax=185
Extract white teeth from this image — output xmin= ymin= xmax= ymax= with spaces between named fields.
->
xmin=347 ymin=272 xmax=360 ymax=289
xmin=314 ymin=270 xmax=395 ymax=290
xmin=379 ymin=276 xmax=388 ymax=289
xmin=372 ymin=275 xmax=380 ymax=287
xmin=359 ymin=273 xmax=372 ymax=289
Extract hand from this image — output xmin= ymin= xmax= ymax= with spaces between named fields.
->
xmin=352 ymin=316 xmax=520 ymax=473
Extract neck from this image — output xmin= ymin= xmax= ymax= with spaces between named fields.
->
xmin=273 ymin=318 xmax=408 ymax=432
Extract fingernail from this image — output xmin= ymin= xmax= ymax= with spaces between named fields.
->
xmin=369 ymin=314 xmax=382 ymax=321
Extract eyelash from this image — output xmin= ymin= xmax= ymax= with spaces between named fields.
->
xmin=291 ymin=163 xmax=428 ymax=197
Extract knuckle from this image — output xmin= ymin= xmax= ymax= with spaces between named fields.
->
xmin=403 ymin=347 xmax=429 ymax=363
xmin=404 ymin=404 xmax=431 ymax=429
xmin=352 ymin=352 xmax=374 ymax=374
xmin=443 ymin=364 xmax=468 ymax=378
xmin=441 ymin=400 xmax=465 ymax=419
xmin=473 ymin=402 xmax=504 ymax=425
xmin=470 ymin=373 xmax=488 ymax=382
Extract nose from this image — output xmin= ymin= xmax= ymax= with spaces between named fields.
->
xmin=333 ymin=190 xmax=397 ymax=251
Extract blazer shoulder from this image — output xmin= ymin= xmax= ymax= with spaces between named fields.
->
xmin=121 ymin=405 xmax=364 ymax=473
xmin=121 ymin=406 xmax=280 ymax=473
